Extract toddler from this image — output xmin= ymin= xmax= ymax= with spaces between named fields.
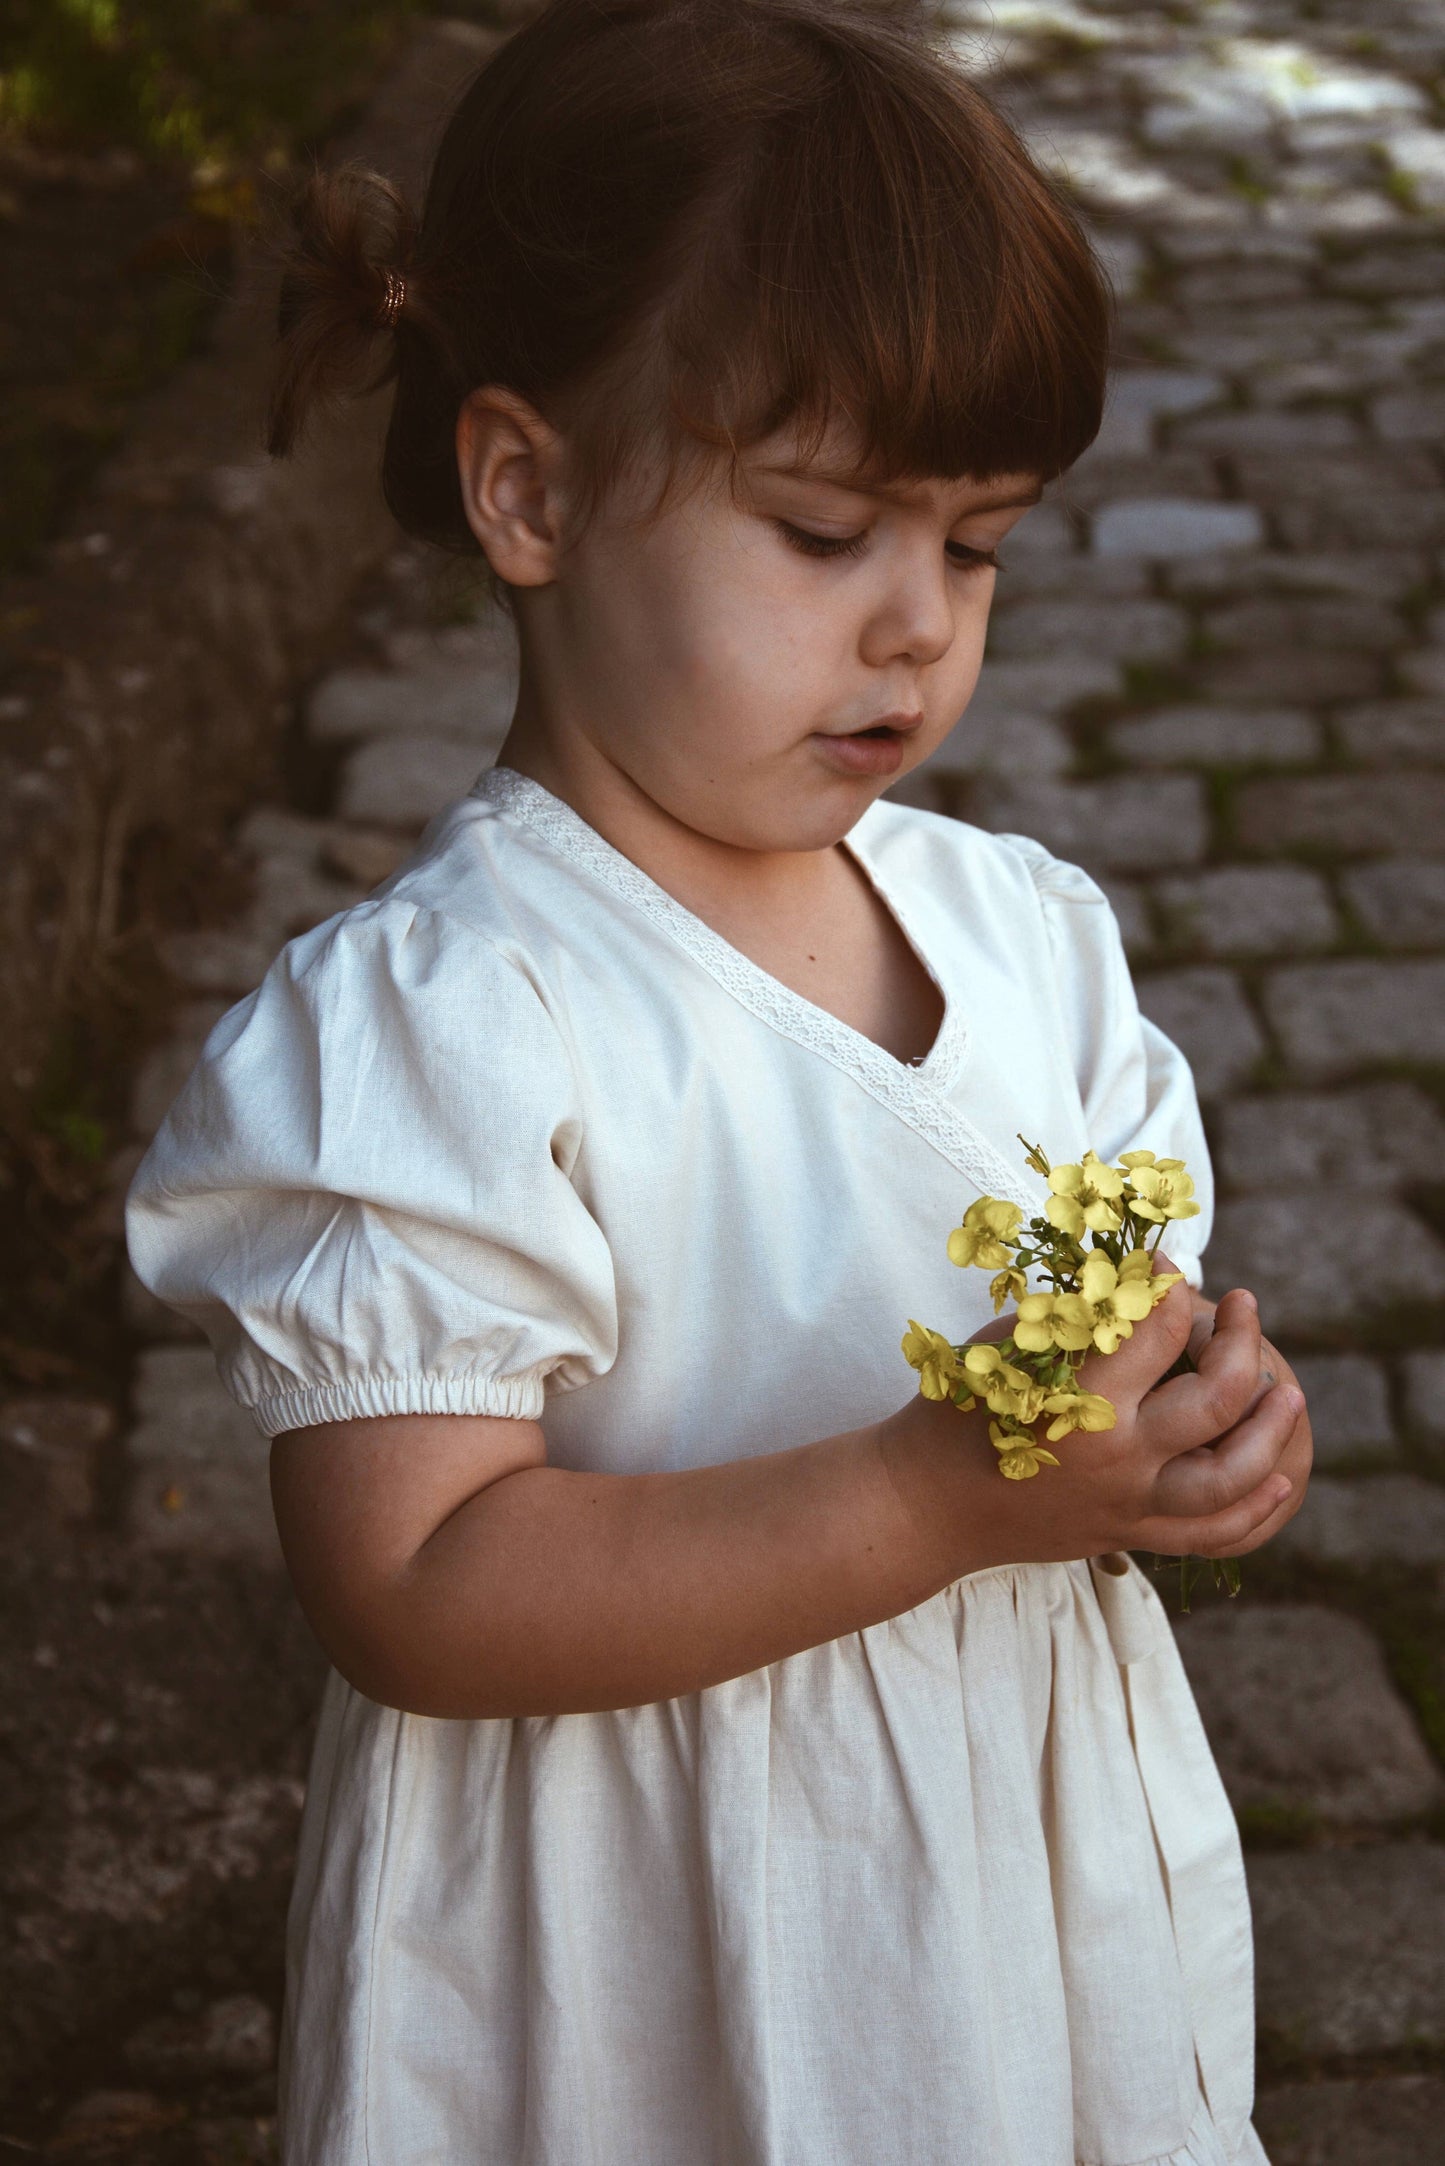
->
xmin=128 ymin=3 xmax=1312 ymax=2160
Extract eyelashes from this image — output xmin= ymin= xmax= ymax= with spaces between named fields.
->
xmin=776 ymin=522 xmax=1001 ymax=572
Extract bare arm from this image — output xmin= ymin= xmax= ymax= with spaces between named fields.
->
xmin=271 ymin=1275 xmax=1306 ymax=1721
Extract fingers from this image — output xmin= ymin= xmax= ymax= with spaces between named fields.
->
xmin=1143 ymin=1287 xmax=1266 ymax=1454
xmin=1083 ymin=1273 xmax=1193 ymax=1403
xmin=1151 ymin=1377 xmax=1304 ymax=1522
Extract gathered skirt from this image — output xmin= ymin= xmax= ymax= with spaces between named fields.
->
xmin=280 ymin=1554 xmax=1268 ymax=2165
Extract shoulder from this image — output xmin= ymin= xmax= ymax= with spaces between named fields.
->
xmin=854 ymin=796 xmax=1112 ymax=924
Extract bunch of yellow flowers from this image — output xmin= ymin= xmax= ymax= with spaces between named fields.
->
xmin=902 ymin=1139 xmax=1200 ymax=1481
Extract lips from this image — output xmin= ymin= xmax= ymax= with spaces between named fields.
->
xmin=835 ymin=711 xmax=925 ymax=741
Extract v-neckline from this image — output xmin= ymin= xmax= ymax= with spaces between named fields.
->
xmin=473 ymin=766 xmax=1037 ymax=1209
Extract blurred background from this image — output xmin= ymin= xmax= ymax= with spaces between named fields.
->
xmin=2 ymin=2 xmax=1444 ymax=2160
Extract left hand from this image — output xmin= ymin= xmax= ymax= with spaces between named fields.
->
xmin=1181 ymin=1286 xmax=1312 ymax=1546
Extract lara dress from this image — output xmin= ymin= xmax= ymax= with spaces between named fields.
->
xmin=127 ymin=765 xmax=1269 ymax=2166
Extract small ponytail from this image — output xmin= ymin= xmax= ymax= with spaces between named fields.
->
xmin=267 ymin=166 xmax=421 ymax=457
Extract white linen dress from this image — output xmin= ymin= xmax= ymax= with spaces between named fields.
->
xmin=128 ymin=765 xmax=1269 ymax=2166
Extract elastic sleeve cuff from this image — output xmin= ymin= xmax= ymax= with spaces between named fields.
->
xmin=247 ymin=1369 xmax=548 ymax=1439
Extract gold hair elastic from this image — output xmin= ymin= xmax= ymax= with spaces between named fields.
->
xmin=377 ymin=267 xmax=406 ymax=329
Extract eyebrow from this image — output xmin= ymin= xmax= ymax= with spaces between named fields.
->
xmin=755 ymin=465 xmax=1045 ymax=512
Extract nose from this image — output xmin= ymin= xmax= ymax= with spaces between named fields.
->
xmin=858 ymin=547 xmax=959 ymax=672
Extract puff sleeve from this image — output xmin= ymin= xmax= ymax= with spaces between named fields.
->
xmin=126 ymin=900 xmax=619 ymax=1436
xmin=1000 ymin=835 xmax=1214 ymax=1290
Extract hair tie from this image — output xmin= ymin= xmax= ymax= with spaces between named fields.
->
xmin=376 ymin=267 xmax=407 ymax=329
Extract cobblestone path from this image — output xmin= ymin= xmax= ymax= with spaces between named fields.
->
xmin=98 ymin=1 xmax=1445 ymax=2158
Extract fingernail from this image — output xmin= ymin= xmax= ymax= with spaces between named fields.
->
xmin=1238 ymin=1289 xmax=1258 ymax=1313
xmin=1283 ymin=1386 xmax=1305 ymax=1417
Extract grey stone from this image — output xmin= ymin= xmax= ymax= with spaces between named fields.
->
xmin=125 ymin=1993 xmax=276 ymax=2087
xmin=1108 ymin=706 xmax=1320 ymax=770
xmin=1277 ymin=1474 xmax=1445 ymax=1572
xmin=975 ymin=777 xmax=1209 ymax=874
xmin=1174 ymin=1605 xmax=1442 ymax=1824
xmin=1090 ymin=371 xmax=1225 ymax=459
xmin=1330 ymin=246 xmax=1445 ymax=299
xmin=1194 ymin=649 xmax=1386 ymax=704
xmin=1402 ymin=1352 xmax=1445 ymax=1449
xmin=988 ymin=554 xmax=1152 ymax=601
xmin=1177 ymin=263 xmax=1312 ymax=308
xmin=1237 ymin=775 xmax=1445 ymax=858
xmin=1091 ymin=498 xmax=1262 ymax=561
xmin=1094 ymin=877 xmax=1153 ymax=958
xmin=1335 ymin=701 xmax=1445 ymax=766
xmin=1251 ymin=1845 xmax=1445 ymax=2054
xmin=158 ymin=926 xmax=274 ymax=997
xmin=1372 ymin=387 xmax=1445 ymax=443
xmin=126 ymin=1346 xmax=278 ymax=1565
xmin=1205 ymin=1195 xmax=1445 ymax=1334
xmin=309 ymin=659 xmax=516 ymax=744
xmin=56 ymin=1765 xmax=303 ymax=1926
xmin=338 ymin=734 xmax=492 ymax=829
xmin=1288 ymin=1355 xmax=1396 ymax=1468
xmin=1173 ymin=407 xmax=1361 ymax=455
xmin=967 ymin=656 xmax=1122 ymax=721
xmin=1264 ymin=959 xmax=1445 ymax=1079
xmin=916 ymin=709 xmax=1072 ymax=781
xmin=1168 ymin=552 xmax=1429 ymax=606
xmin=1154 ymin=866 xmax=1337 ymax=957
xmin=1135 ymin=969 xmax=1265 ymax=1098
xmin=1212 ymin=1083 xmax=1445 ymax=1194
xmin=1255 ymin=2077 xmax=1445 ymax=2166
xmin=1056 ymin=450 xmax=1224 ymax=516
xmin=1343 ymin=859 xmax=1445 ymax=949
xmin=1400 ymin=648 xmax=1445 ymax=698
xmin=129 ymin=1001 xmax=229 ymax=1140
xmin=1202 ymin=597 xmax=1405 ymax=654
xmin=987 ymin=597 xmax=1189 ymax=665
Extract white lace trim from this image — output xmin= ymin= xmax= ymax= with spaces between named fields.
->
xmin=475 ymin=768 xmax=1042 ymax=1211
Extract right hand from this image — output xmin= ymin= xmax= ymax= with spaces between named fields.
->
xmin=886 ymin=1273 xmax=1303 ymax=1574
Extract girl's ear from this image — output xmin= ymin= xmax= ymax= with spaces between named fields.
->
xmin=456 ymin=389 xmax=567 ymax=587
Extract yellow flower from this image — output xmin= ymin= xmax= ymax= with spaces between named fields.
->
xmin=901 ymin=1321 xmax=967 ymax=1402
xmin=1045 ymin=1150 xmax=1125 ymax=1239
xmin=989 ymin=1421 xmax=1061 ymax=1480
xmin=947 ymin=1197 xmax=1023 ymax=1271
xmin=1042 ymin=1388 xmax=1118 ymax=1442
xmin=989 ymin=1264 xmax=1029 ymax=1315
xmin=1126 ymin=1162 xmax=1201 ymax=1224
xmin=1078 ymin=1252 xmax=1155 ymax=1355
xmin=1013 ymin=1287 xmax=1096 ymax=1354
xmin=1117 ymin=1248 xmax=1184 ymax=1309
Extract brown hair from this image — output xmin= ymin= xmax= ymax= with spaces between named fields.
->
xmin=269 ymin=0 xmax=1113 ymax=552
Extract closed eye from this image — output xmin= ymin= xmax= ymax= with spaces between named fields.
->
xmin=777 ymin=522 xmax=1000 ymax=572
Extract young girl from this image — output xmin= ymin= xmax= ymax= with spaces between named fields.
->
xmin=128 ymin=3 xmax=1312 ymax=2160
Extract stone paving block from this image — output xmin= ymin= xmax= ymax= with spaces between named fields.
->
xmin=1107 ymin=706 xmax=1320 ymax=769
xmin=987 ymin=555 xmax=1151 ymax=602
xmin=1174 ymin=1605 xmax=1441 ymax=1824
xmin=1330 ymin=245 xmax=1445 ymax=298
xmin=129 ymin=1001 xmax=229 ymax=1140
xmin=1211 ymin=1083 xmax=1445 ymax=1193
xmin=1193 ymin=649 xmax=1386 ymax=703
xmin=338 ymin=734 xmax=493 ymax=829
xmin=1091 ymin=498 xmax=1262 ymax=560
xmin=309 ymin=659 xmax=517 ymax=744
xmin=1154 ymin=866 xmax=1337 ymax=957
xmin=1277 ymin=1473 xmax=1445 ymax=1573
xmin=1237 ymin=774 xmax=1445 ymax=858
xmin=1264 ymin=958 xmax=1445 ymax=1079
xmin=126 ymin=1346 xmax=278 ymax=1565
xmin=1255 ymin=2076 xmax=1445 ymax=2166
xmin=1288 ymin=1354 xmax=1395 ymax=1468
xmin=1055 ymin=450 xmax=1223 ymax=515
xmin=1275 ymin=491 xmax=1445 ymax=552
xmin=1334 ymin=700 xmax=1445 ymax=767
xmin=1093 ymin=877 xmax=1152 ymax=958
xmin=1403 ymin=1352 xmax=1445 ymax=1449
xmin=158 ymin=927 xmax=274 ymax=998
xmin=1342 ymin=859 xmax=1445 ymax=950
xmin=1205 ymin=1195 xmax=1445 ymax=1335
xmin=1135 ymin=968 xmax=1265 ymax=1098
xmin=1202 ymin=597 xmax=1404 ymax=654
xmin=1250 ymin=1845 xmax=1445 ymax=2055
xmin=987 ymin=596 xmax=1189 ymax=664
xmin=974 ymin=777 xmax=1209 ymax=874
